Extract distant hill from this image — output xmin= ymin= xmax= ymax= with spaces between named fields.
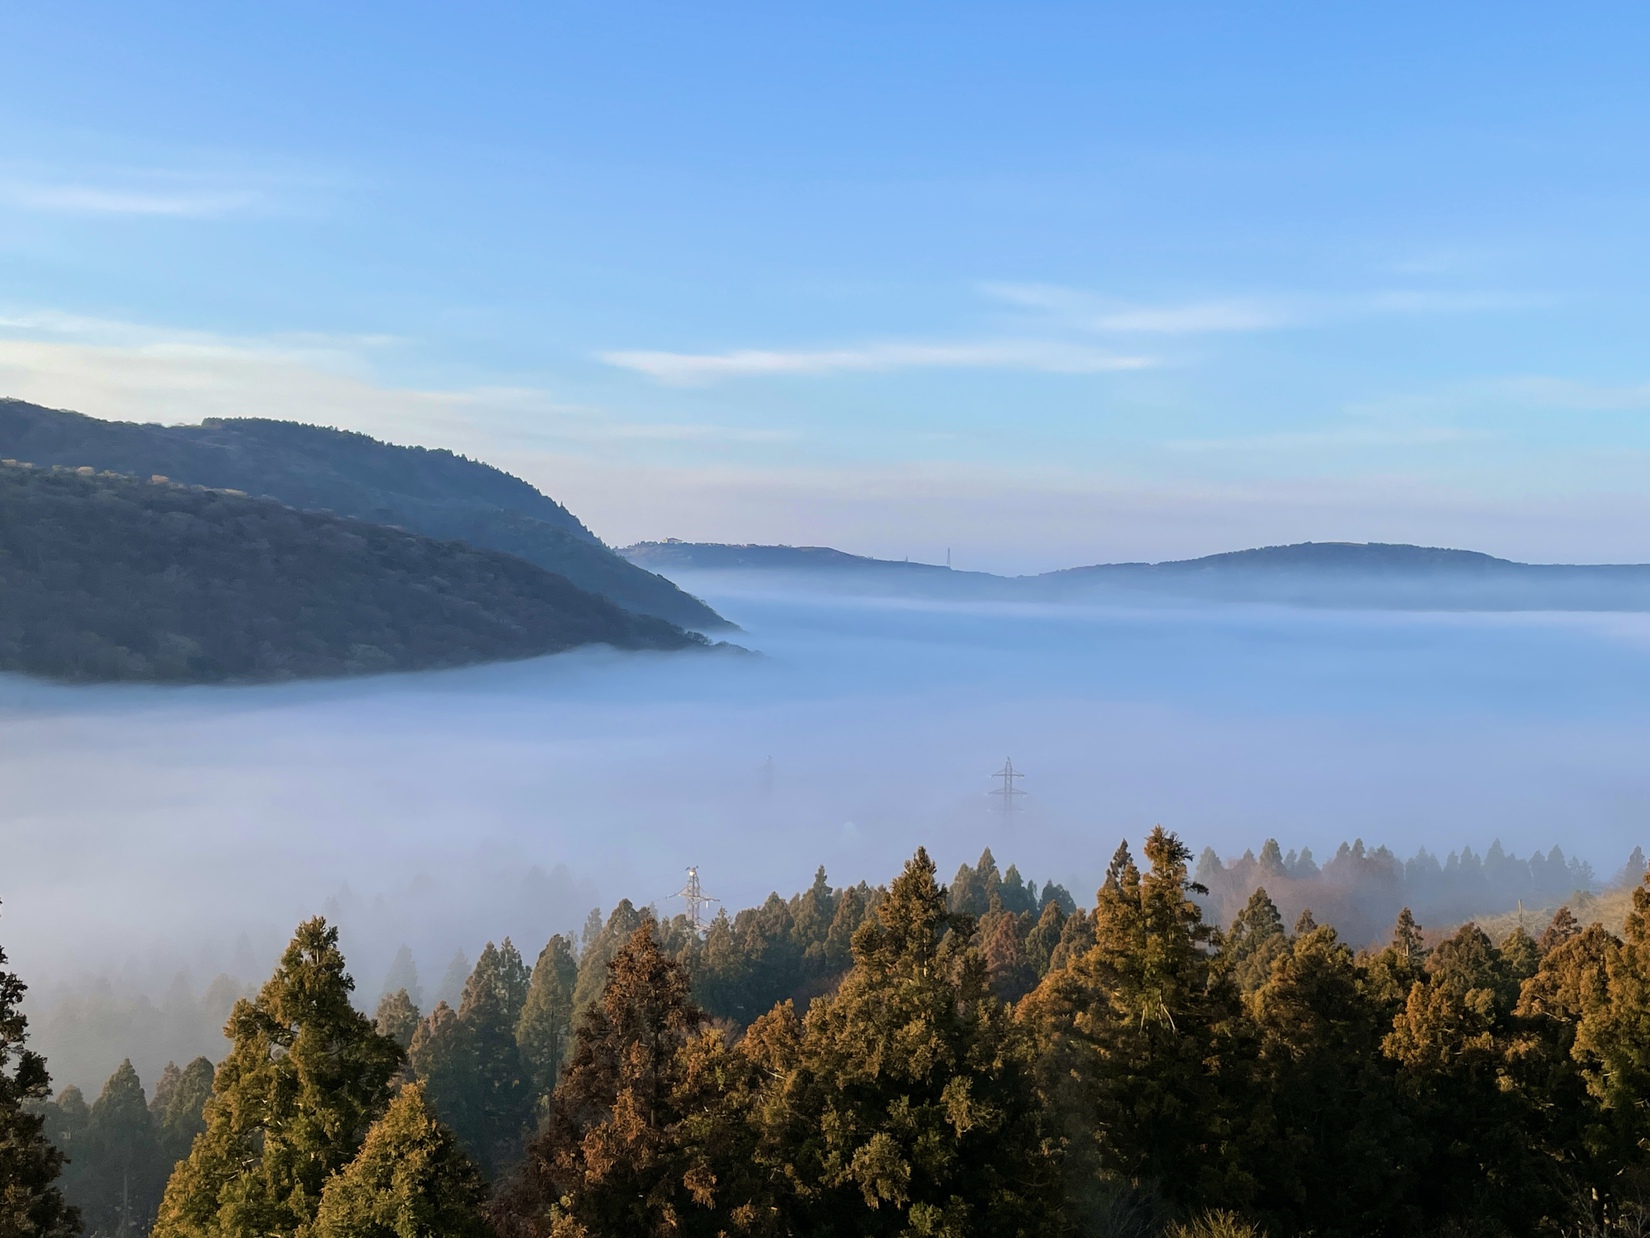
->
xmin=0 ymin=399 xmax=730 ymax=631
xmin=0 ymin=463 xmax=705 ymax=683
xmin=624 ymin=538 xmax=1650 ymax=610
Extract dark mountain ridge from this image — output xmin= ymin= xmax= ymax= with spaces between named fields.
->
xmin=0 ymin=399 xmax=729 ymax=631
xmin=0 ymin=462 xmax=705 ymax=683
xmin=624 ymin=538 xmax=1650 ymax=610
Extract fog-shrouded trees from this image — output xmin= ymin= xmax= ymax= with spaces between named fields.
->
xmin=1 ymin=907 xmax=79 ymax=1238
xmin=152 ymin=918 xmax=403 ymax=1238
xmin=28 ymin=840 xmax=1650 ymax=1238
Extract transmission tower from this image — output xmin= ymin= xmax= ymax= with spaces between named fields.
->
xmin=989 ymin=757 xmax=1027 ymax=820
xmin=675 ymin=866 xmax=720 ymax=931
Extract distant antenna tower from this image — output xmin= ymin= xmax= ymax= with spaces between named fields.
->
xmin=989 ymin=757 xmax=1027 ymax=820
xmin=675 ymin=866 xmax=720 ymax=931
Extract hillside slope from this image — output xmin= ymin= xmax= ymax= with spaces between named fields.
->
xmin=0 ymin=463 xmax=704 ymax=683
xmin=0 ymin=399 xmax=729 ymax=630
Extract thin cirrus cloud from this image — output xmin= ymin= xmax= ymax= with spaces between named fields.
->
xmin=600 ymin=339 xmax=1156 ymax=385
xmin=983 ymin=283 xmax=1288 ymax=334
xmin=0 ymin=180 xmax=262 ymax=218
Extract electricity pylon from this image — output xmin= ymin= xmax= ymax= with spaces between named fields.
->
xmin=675 ymin=866 xmax=720 ymax=931
xmin=990 ymin=757 xmax=1026 ymax=820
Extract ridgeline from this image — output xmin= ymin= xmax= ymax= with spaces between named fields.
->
xmin=0 ymin=399 xmax=729 ymax=631
xmin=0 ymin=462 xmax=705 ymax=683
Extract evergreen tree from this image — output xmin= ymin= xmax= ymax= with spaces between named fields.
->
xmin=308 ymin=1082 xmax=493 ymax=1238
xmin=150 ymin=1057 xmax=215 ymax=1166
xmin=152 ymin=918 xmax=402 ymax=1238
xmin=456 ymin=942 xmax=532 ymax=1176
xmin=748 ymin=848 xmax=1051 ymax=1237
xmin=374 ymin=989 xmax=421 ymax=1051
xmin=517 ymin=935 xmax=578 ymax=1108
xmin=1022 ymin=900 xmax=1066 ymax=979
xmin=1021 ymin=829 xmax=1247 ymax=1215
xmin=1246 ymin=924 xmax=1415 ymax=1236
xmin=1221 ymin=886 xmax=1289 ymax=994
xmin=1538 ymin=905 xmax=1581 ymax=955
xmin=380 ymin=945 xmax=424 ymax=1012
xmin=80 ymin=1059 xmax=165 ymax=1237
xmin=0 ymin=908 xmax=79 ymax=1238
xmin=436 ymin=951 xmax=471 ymax=1011
xmin=571 ymin=902 xmax=648 ymax=1012
xmin=981 ymin=910 xmax=1035 ymax=1001
xmin=518 ymin=926 xmax=711 ymax=1238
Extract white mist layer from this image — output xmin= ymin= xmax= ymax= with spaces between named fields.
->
xmin=6 ymin=581 xmax=1650 ymax=1085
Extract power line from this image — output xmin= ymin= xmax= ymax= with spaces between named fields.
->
xmin=989 ymin=757 xmax=1027 ymax=820
xmin=674 ymin=866 xmax=720 ymax=932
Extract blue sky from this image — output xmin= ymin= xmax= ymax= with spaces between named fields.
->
xmin=4 ymin=2 xmax=1650 ymax=570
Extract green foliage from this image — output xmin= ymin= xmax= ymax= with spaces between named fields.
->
xmin=516 ymin=936 xmax=578 ymax=1108
xmin=152 ymin=918 xmax=403 ymax=1238
xmin=519 ymin=926 xmax=711 ymax=1238
xmin=74 ymin=1059 xmax=166 ymax=1236
xmin=0 ymin=905 xmax=80 ymax=1238
xmin=308 ymin=1082 xmax=493 ymax=1238
xmin=0 ymin=462 xmax=701 ymax=683
xmin=374 ymin=991 xmax=421 ymax=1052
xmin=0 ymin=398 xmax=727 ymax=630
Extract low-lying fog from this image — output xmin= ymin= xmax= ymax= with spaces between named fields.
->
xmin=8 ymin=573 xmax=1650 ymax=1087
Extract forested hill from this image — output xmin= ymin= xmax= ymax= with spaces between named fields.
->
xmin=0 ymin=399 xmax=729 ymax=631
xmin=0 ymin=462 xmax=706 ymax=682
xmin=628 ymin=537 xmax=1650 ymax=610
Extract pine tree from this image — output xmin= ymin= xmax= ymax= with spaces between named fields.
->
xmin=456 ymin=942 xmax=532 ymax=1176
xmin=1246 ymin=924 xmax=1415 ymax=1236
xmin=381 ymin=946 xmax=424 ymax=1012
xmin=0 ymin=907 xmax=79 ymax=1238
xmin=152 ymin=918 xmax=402 ymax=1238
xmin=150 ymin=1057 xmax=215 ymax=1167
xmin=747 ymin=848 xmax=1051 ymax=1237
xmin=1020 ymin=829 xmax=1246 ymax=1214
xmin=1023 ymin=900 xmax=1066 ymax=978
xmin=375 ymin=989 xmax=421 ymax=1051
xmin=517 ymin=935 xmax=578 ymax=1108
xmin=436 ymin=951 xmax=471 ymax=1011
xmin=519 ymin=925 xmax=711 ymax=1237
xmin=571 ymin=902 xmax=648 ymax=1012
xmin=308 ymin=1082 xmax=493 ymax=1238
xmin=80 ymin=1059 xmax=165 ymax=1237
xmin=1221 ymin=886 xmax=1289 ymax=994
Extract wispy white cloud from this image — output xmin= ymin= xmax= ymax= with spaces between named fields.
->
xmin=0 ymin=182 xmax=262 ymax=218
xmin=1165 ymin=425 xmax=1478 ymax=453
xmin=0 ymin=310 xmax=782 ymax=461
xmin=984 ymin=283 xmax=1287 ymax=333
xmin=982 ymin=282 xmax=1537 ymax=335
xmin=600 ymin=339 xmax=1155 ymax=385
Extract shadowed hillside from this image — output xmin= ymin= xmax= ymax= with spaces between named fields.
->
xmin=0 ymin=462 xmax=706 ymax=682
xmin=0 ymin=399 xmax=730 ymax=631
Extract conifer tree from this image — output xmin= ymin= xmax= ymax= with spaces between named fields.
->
xmin=0 ymin=912 xmax=79 ymax=1238
xmin=1021 ymin=829 xmax=1246 ymax=1214
xmin=571 ymin=901 xmax=647 ymax=1012
xmin=1023 ymin=900 xmax=1066 ymax=978
xmin=80 ymin=1059 xmax=165 ymax=1237
xmin=375 ymin=989 xmax=421 ymax=1051
xmin=150 ymin=1057 xmax=215 ymax=1166
xmin=1221 ymin=886 xmax=1289 ymax=994
xmin=456 ymin=942 xmax=532 ymax=1175
xmin=519 ymin=925 xmax=711 ymax=1238
xmin=749 ymin=848 xmax=1051 ymax=1237
xmin=517 ymin=935 xmax=578 ymax=1107
xmin=152 ymin=918 xmax=402 ymax=1238
xmin=1246 ymin=924 xmax=1415 ymax=1236
xmin=381 ymin=945 xmax=424 ymax=1012
xmin=308 ymin=1082 xmax=493 ymax=1238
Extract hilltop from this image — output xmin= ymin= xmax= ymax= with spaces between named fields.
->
xmin=625 ymin=538 xmax=1650 ymax=610
xmin=0 ymin=399 xmax=729 ymax=631
xmin=0 ymin=463 xmax=705 ymax=683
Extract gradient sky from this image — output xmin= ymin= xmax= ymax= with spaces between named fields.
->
xmin=4 ymin=3 xmax=1650 ymax=571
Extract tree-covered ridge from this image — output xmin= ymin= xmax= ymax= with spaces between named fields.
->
xmin=0 ymin=462 xmax=707 ymax=682
xmin=0 ymin=399 xmax=729 ymax=631
xmin=1196 ymin=836 xmax=1608 ymax=947
xmin=20 ymin=840 xmax=1650 ymax=1236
